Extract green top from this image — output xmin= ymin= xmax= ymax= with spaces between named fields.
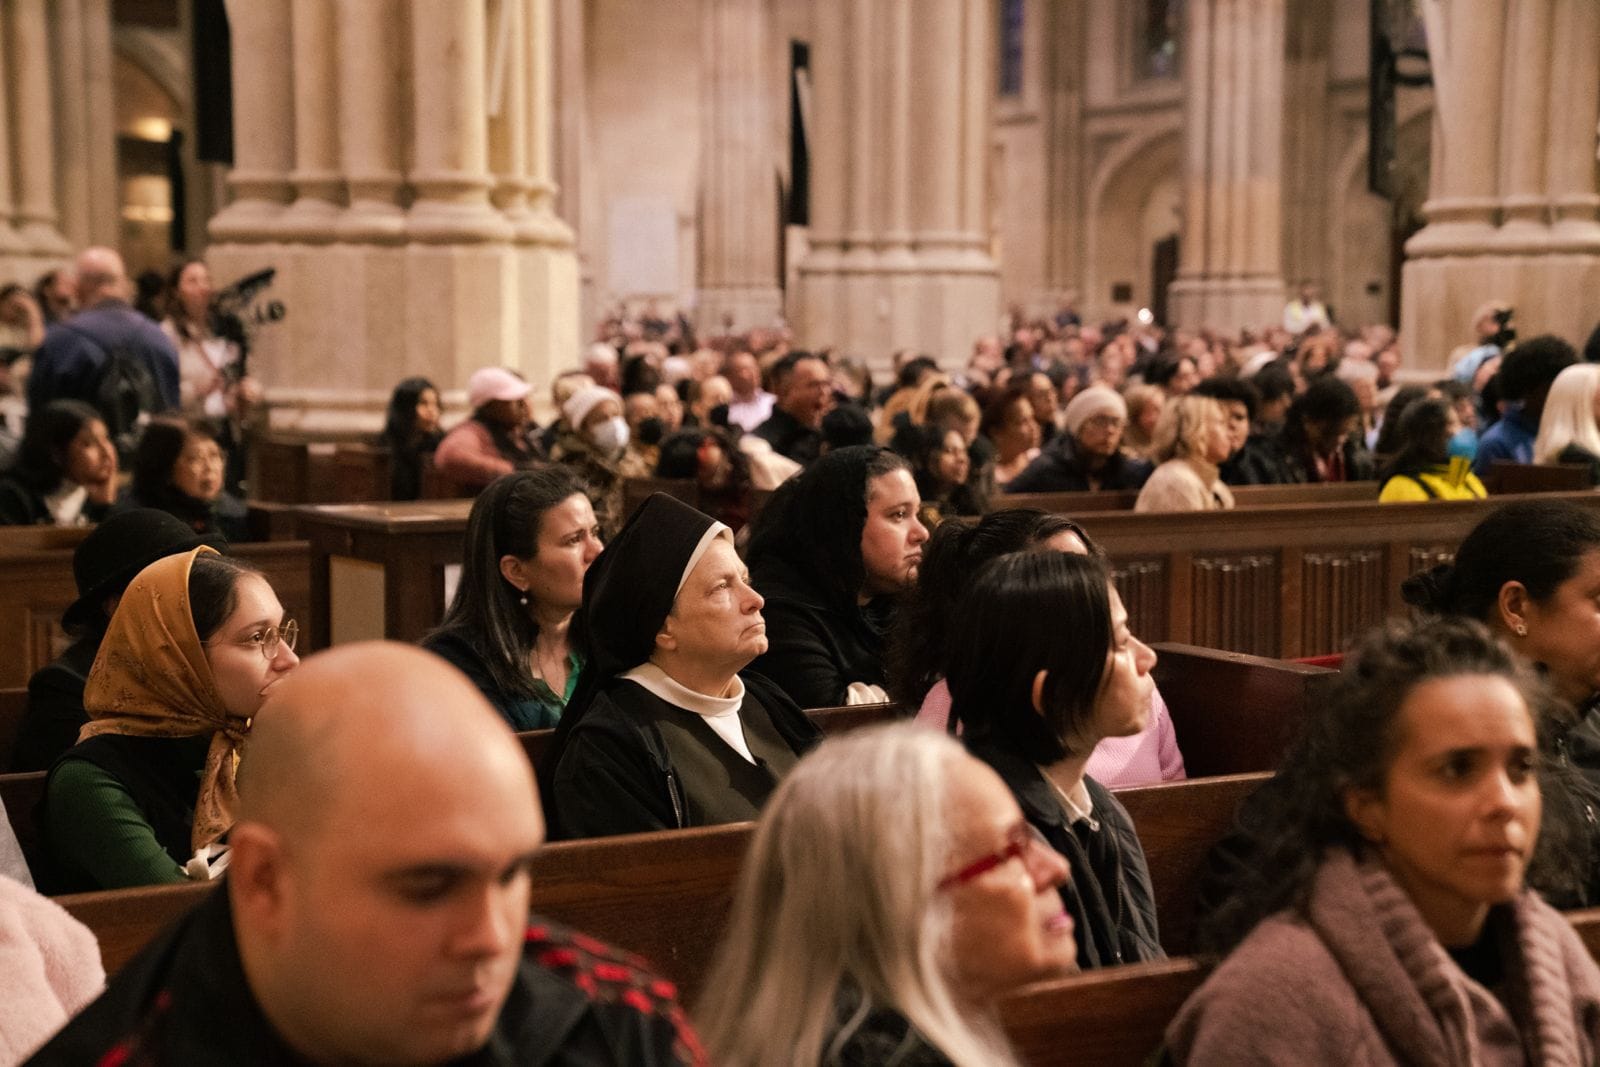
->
xmin=47 ymin=759 xmax=188 ymax=889
xmin=513 ymin=650 xmax=583 ymax=731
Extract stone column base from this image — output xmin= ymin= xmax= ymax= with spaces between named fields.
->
xmin=208 ymin=236 xmax=579 ymax=433
xmin=796 ymin=258 xmax=999 ymax=374
xmin=1167 ymin=277 xmax=1287 ymax=334
xmin=1401 ymin=253 xmax=1600 ymax=374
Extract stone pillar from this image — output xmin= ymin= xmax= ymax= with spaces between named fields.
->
xmin=696 ymin=0 xmax=783 ymax=334
xmin=1401 ymin=0 xmax=1600 ymax=372
xmin=209 ymin=0 xmax=295 ymax=240
xmin=1167 ymin=0 xmax=1287 ymax=332
xmin=278 ymin=0 xmax=343 ymax=240
xmin=10 ymin=0 xmax=69 ymax=254
xmin=796 ymin=0 xmax=999 ymax=370
xmin=553 ymin=0 xmax=599 ymax=331
xmin=53 ymin=0 xmax=118 ymax=250
xmin=207 ymin=0 xmax=579 ymax=430
xmin=334 ymin=0 xmax=406 ymax=242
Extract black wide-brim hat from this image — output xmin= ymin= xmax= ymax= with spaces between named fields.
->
xmin=61 ymin=508 xmax=215 ymax=631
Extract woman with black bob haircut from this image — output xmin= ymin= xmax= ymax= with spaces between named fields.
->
xmin=1170 ymin=618 xmax=1600 ymax=1062
xmin=0 ymin=399 xmax=119 ymax=526
xmin=130 ymin=417 xmax=250 ymax=542
xmin=949 ymin=550 xmax=1164 ymax=969
xmin=379 ymin=376 xmax=443 ymax=500
xmin=423 ymin=468 xmax=601 ymax=731
xmin=1376 ymin=396 xmax=1486 ymax=502
xmin=891 ymin=509 xmax=1185 ymax=789
xmin=746 ymin=444 xmax=930 ymax=707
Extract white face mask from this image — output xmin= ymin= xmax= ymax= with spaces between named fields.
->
xmin=589 ymin=415 xmax=630 ymax=455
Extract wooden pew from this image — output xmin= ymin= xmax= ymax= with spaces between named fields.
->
xmin=0 ymin=540 xmax=315 ymax=689
xmin=1483 ymin=460 xmax=1592 ymax=495
xmin=0 ymin=686 xmax=25 ymax=773
xmin=56 ymin=769 xmax=1264 ymax=994
xmin=1000 ymin=957 xmax=1208 ymax=1066
xmin=992 ymin=481 xmax=1379 ymax=516
xmin=0 ymin=770 xmax=45 ymax=873
xmin=1151 ymin=643 xmax=1338 ymax=777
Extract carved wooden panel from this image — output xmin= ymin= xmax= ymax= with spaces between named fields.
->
xmin=1409 ymin=545 xmax=1456 ymax=574
xmin=1300 ymin=549 xmax=1386 ymax=656
xmin=1110 ymin=558 xmax=1168 ymax=642
xmin=1190 ymin=554 xmax=1279 ymax=656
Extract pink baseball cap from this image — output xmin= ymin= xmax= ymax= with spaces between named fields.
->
xmin=467 ymin=367 xmax=532 ymax=409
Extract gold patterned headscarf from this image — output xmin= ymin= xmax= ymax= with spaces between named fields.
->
xmin=81 ymin=545 xmax=248 ymax=852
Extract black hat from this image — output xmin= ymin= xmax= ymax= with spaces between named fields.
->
xmin=62 ymin=508 xmax=214 ymax=632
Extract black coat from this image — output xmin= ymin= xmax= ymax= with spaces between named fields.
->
xmin=29 ymin=886 xmax=704 ymax=1066
xmin=1003 ymin=434 xmax=1152 ymax=494
xmin=547 ymin=671 xmax=819 ymax=840
xmin=966 ymin=738 xmax=1164 ymax=969
xmin=0 ymin=475 xmax=116 ymax=526
xmin=11 ymin=633 xmax=99 ymax=773
xmin=747 ymin=554 xmax=894 ymax=709
xmin=1219 ymin=431 xmax=1290 ymax=486
xmin=751 ymin=406 xmax=823 ymax=466
xmin=1264 ymin=428 xmax=1376 ymax=484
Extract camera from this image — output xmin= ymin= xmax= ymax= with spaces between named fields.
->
xmin=1489 ymin=307 xmax=1516 ymax=350
xmin=211 ymin=268 xmax=286 ymax=373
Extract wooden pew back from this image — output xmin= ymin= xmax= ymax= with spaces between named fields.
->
xmin=0 ymin=687 xmax=25 ymax=773
xmin=0 ymin=770 xmax=45 ymax=874
xmin=1151 ymin=643 xmax=1338 ymax=777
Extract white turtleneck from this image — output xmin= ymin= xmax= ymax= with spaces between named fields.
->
xmin=621 ymin=661 xmax=755 ymax=763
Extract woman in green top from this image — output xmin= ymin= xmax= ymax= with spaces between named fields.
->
xmin=424 ymin=468 xmax=603 ymax=731
xmin=43 ymin=547 xmax=300 ymax=891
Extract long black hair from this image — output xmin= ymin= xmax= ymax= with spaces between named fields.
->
xmin=1372 ymin=385 xmax=1429 ymax=457
xmin=886 ymin=508 xmax=1090 ymax=706
xmin=5 ymin=399 xmax=104 ymax=493
xmin=428 ymin=468 xmax=593 ymax=701
xmin=381 ymin=377 xmax=440 ymax=448
xmin=131 ymin=417 xmax=221 ymax=514
xmin=1197 ymin=617 xmax=1547 ymax=955
xmin=1378 ymin=396 xmax=1452 ymax=482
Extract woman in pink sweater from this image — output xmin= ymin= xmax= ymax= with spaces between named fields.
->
xmin=1168 ymin=618 xmax=1600 ymax=1065
xmin=888 ymin=509 xmax=1185 ymax=788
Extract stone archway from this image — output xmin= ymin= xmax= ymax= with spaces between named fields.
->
xmin=1084 ymin=124 xmax=1182 ymax=321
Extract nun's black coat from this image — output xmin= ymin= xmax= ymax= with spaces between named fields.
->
xmin=548 ymin=671 xmax=818 ymax=839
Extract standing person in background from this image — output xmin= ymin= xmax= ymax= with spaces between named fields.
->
xmin=433 ymin=366 xmax=540 ymax=492
xmin=160 ymin=260 xmax=258 ymax=422
xmin=378 ymin=376 xmax=443 ymax=501
xmin=1282 ymin=281 xmax=1331 ymax=335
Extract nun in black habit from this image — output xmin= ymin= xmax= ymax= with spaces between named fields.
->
xmin=543 ymin=493 xmax=821 ymax=840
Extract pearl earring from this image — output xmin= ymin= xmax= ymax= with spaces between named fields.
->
xmin=519 ymin=591 xmax=529 ymax=606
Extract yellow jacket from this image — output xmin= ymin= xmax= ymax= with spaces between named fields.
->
xmin=1378 ymin=463 xmax=1487 ymax=503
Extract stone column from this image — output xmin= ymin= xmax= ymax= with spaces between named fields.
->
xmin=208 ymin=0 xmax=296 ymax=240
xmin=53 ymin=0 xmax=118 ymax=249
xmin=553 ymin=0 xmax=599 ymax=330
xmin=407 ymin=0 xmax=509 ymax=242
xmin=10 ymin=0 xmax=69 ymax=254
xmin=334 ymin=0 xmax=406 ymax=242
xmin=1167 ymin=0 xmax=1287 ymax=332
xmin=1401 ymin=0 xmax=1600 ymax=372
xmin=696 ymin=0 xmax=783 ymax=334
xmin=513 ymin=0 xmax=580 ymax=387
xmin=278 ymin=0 xmax=343 ymax=239
xmin=796 ymin=0 xmax=999 ymax=369
xmin=0 ymin=5 xmax=25 ymax=261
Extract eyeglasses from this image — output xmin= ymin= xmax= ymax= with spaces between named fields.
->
xmin=937 ymin=823 xmax=1051 ymax=891
xmin=212 ymin=619 xmax=298 ymax=661
xmin=1080 ymin=415 xmax=1126 ymax=433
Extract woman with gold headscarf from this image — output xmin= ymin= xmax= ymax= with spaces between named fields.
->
xmin=40 ymin=546 xmax=300 ymax=891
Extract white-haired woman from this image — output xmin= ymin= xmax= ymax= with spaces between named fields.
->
xmin=1134 ymin=395 xmax=1236 ymax=512
xmin=696 ymin=723 xmax=1076 ymax=1066
xmin=1533 ymin=362 xmax=1600 ymax=485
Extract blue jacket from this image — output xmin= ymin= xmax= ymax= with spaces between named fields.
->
xmin=1473 ymin=406 xmax=1536 ymax=475
xmin=27 ymin=301 xmax=180 ymax=413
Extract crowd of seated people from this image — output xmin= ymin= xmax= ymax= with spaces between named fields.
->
xmin=14 ymin=287 xmax=1600 ymax=1062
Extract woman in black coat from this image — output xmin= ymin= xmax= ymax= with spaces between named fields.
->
xmin=744 ymin=445 xmax=930 ymax=708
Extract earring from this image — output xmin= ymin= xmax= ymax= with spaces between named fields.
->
xmin=519 ymin=591 xmax=529 ymax=606
xmin=1514 ymin=623 xmax=1528 ymax=637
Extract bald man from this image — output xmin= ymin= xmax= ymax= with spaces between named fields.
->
xmin=27 ymin=246 xmax=179 ymax=424
xmin=33 ymin=643 xmax=705 ymax=1066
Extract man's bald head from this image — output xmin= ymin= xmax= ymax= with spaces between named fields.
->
xmin=74 ymin=246 xmax=128 ymax=305
xmin=231 ymin=643 xmax=546 ymax=1066
xmin=239 ymin=641 xmax=542 ymax=842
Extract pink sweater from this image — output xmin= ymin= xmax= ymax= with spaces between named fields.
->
xmin=914 ymin=679 xmax=1187 ymax=788
xmin=1168 ymin=852 xmax=1600 ymax=1066
xmin=0 ymin=874 xmax=105 ymax=1064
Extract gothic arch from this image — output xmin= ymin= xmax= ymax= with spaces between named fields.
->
xmin=1329 ymin=98 xmax=1432 ymax=326
xmin=113 ymin=27 xmax=191 ymax=114
xmin=1085 ymin=122 xmax=1182 ymax=318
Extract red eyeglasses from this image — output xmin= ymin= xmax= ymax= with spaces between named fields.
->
xmin=937 ymin=823 xmax=1050 ymax=891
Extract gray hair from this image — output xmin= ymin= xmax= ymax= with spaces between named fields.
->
xmin=695 ymin=723 xmax=1022 ymax=1067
